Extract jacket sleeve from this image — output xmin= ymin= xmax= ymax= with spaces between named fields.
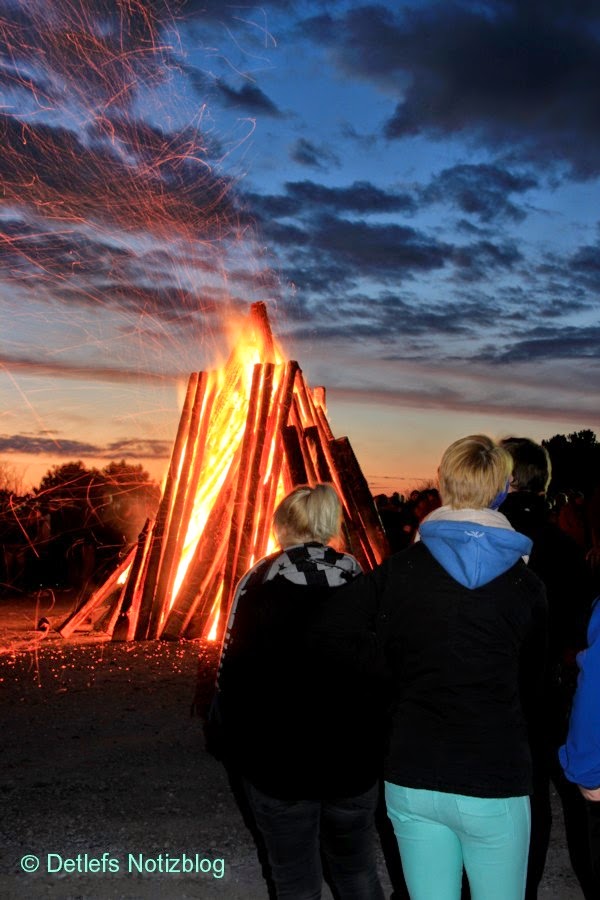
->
xmin=559 ymin=600 xmax=600 ymax=788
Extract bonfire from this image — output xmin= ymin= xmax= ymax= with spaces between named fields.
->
xmin=59 ymin=303 xmax=388 ymax=644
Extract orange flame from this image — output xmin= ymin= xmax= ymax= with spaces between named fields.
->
xmin=170 ymin=316 xmax=285 ymax=636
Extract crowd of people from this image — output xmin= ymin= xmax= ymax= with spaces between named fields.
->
xmin=212 ymin=435 xmax=600 ymax=900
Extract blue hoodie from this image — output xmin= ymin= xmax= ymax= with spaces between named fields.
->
xmin=419 ymin=517 xmax=532 ymax=590
xmin=559 ymin=599 xmax=600 ymax=788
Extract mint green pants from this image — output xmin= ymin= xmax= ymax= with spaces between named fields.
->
xmin=385 ymin=782 xmax=530 ymax=900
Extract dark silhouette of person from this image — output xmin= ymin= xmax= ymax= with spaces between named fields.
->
xmin=500 ymin=437 xmax=596 ymax=900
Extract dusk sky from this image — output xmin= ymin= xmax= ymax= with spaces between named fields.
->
xmin=1 ymin=0 xmax=599 ymax=495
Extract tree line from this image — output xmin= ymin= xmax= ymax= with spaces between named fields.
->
xmin=0 ymin=459 xmax=160 ymax=594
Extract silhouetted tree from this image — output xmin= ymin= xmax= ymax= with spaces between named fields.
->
xmin=0 ymin=460 xmax=25 ymax=496
xmin=31 ymin=460 xmax=160 ymax=589
xmin=100 ymin=460 xmax=160 ymax=544
xmin=543 ymin=430 xmax=600 ymax=496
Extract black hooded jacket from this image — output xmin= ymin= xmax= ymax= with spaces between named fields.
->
xmin=216 ymin=544 xmax=387 ymax=800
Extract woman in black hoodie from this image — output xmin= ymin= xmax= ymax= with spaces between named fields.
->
xmin=216 ymin=483 xmax=386 ymax=900
xmin=312 ymin=435 xmax=547 ymax=900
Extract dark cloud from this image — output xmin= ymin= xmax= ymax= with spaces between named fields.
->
xmin=244 ymin=192 xmax=301 ymax=220
xmin=309 ymin=214 xmax=450 ymax=277
xmin=253 ymin=203 xmax=525 ymax=292
xmin=339 ymin=122 xmax=378 ymax=151
xmin=302 ymin=1 xmax=600 ymax=178
xmin=279 ymin=289 xmax=497 ymax=345
xmin=214 ymin=79 xmax=283 ymax=117
xmin=422 ymin=164 xmax=537 ymax=222
xmin=245 ymin=179 xmax=415 ymax=219
xmin=259 ymin=219 xmax=310 ymax=248
xmin=0 ymin=434 xmax=100 ymax=457
xmin=537 ymin=298 xmax=590 ymax=318
xmin=480 ymin=325 xmax=600 ymax=362
xmin=289 ymin=137 xmax=341 ymax=169
xmin=452 ymin=239 xmax=523 ymax=280
xmin=258 ymin=213 xmax=452 ymax=289
xmin=570 ymin=244 xmax=600 ymax=288
xmin=277 ymin=260 xmax=358 ymax=295
xmin=185 ymin=65 xmax=283 ymax=118
xmin=285 ymin=180 xmax=415 ymax=214
xmin=0 ymin=433 xmax=171 ymax=459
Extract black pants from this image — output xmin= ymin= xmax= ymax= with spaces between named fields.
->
xmin=586 ymin=799 xmax=600 ymax=889
xmin=527 ymin=759 xmax=597 ymax=900
xmin=243 ymin=779 xmax=385 ymax=900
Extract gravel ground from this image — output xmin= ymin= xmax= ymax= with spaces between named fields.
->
xmin=0 ymin=591 xmax=585 ymax=899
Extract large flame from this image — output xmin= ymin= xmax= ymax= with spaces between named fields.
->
xmin=170 ymin=317 xmax=285 ymax=637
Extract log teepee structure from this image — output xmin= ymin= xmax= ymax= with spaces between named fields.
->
xmin=58 ymin=303 xmax=389 ymax=644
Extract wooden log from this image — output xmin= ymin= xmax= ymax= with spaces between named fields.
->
xmin=91 ymin=588 xmax=125 ymax=635
xmin=147 ymin=372 xmax=210 ymax=638
xmin=314 ymin=400 xmax=334 ymax=444
xmin=134 ymin=372 xmax=199 ymax=639
xmin=289 ymin=385 xmax=370 ymax=565
xmin=111 ymin=518 xmax=151 ymax=641
xmin=294 ymin=412 xmax=368 ymax=567
xmin=296 ymin=373 xmax=335 ymax=449
xmin=328 ymin=437 xmax=390 ymax=567
xmin=219 ymin=363 xmax=268 ymax=623
xmin=169 ymin=376 xmax=217 ymax=592
xmin=282 ymin=424 xmax=308 ymax=487
xmin=250 ymin=300 xmax=276 ymax=361
xmin=58 ymin=548 xmax=135 ymax=637
xmin=159 ymin=450 xmax=240 ymax=640
xmin=254 ymin=360 xmax=298 ymax=555
xmin=293 ymin=368 xmax=317 ymax=427
xmin=182 ymin=566 xmax=223 ymax=640
xmin=290 ymin=397 xmax=318 ymax=483
xmin=231 ymin=362 xmax=275 ymax=597
xmin=313 ymin=385 xmax=328 ymax=416
xmin=305 ymin=424 xmax=331 ymax=482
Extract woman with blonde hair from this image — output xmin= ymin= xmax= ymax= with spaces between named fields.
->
xmin=216 ymin=483 xmax=385 ymax=899
xmin=317 ymin=435 xmax=547 ymax=900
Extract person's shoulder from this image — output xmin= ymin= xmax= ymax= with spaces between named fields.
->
xmin=510 ymin=559 xmax=547 ymax=607
xmin=379 ymin=542 xmax=427 ymax=578
xmin=239 ymin=550 xmax=283 ymax=591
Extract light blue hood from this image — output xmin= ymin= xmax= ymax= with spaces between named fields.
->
xmin=419 ymin=518 xmax=532 ymax=589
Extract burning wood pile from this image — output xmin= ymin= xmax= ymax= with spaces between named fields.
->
xmin=59 ymin=303 xmax=388 ymax=643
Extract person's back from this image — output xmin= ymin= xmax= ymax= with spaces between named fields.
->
xmin=216 ymin=484 xmax=386 ymax=900
xmin=377 ymin=539 xmax=543 ymax=799
xmin=500 ymin=437 xmax=596 ymax=900
xmin=501 ymin=489 xmax=590 ymax=668
xmin=218 ymin=544 xmax=385 ymax=799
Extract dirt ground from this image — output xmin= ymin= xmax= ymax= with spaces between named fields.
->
xmin=0 ymin=590 xmax=585 ymax=899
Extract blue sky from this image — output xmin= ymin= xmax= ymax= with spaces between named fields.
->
xmin=1 ymin=0 xmax=599 ymax=493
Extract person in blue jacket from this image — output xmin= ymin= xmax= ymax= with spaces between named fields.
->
xmin=313 ymin=434 xmax=548 ymax=900
xmin=559 ymin=598 xmax=600 ymax=890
